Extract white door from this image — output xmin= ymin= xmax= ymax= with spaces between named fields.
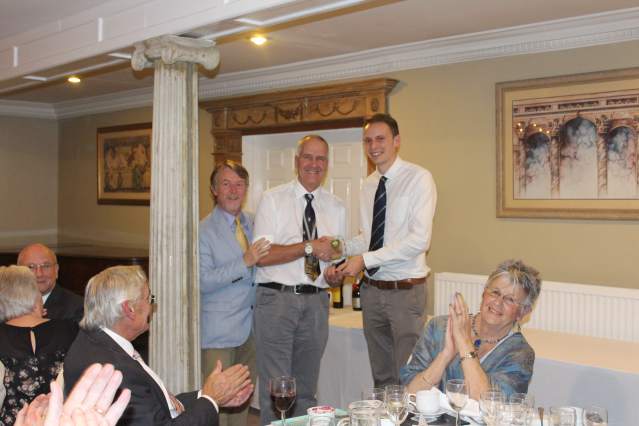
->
xmin=242 ymin=128 xmax=366 ymax=239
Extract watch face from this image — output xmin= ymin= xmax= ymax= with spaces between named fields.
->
xmin=305 ymin=243 xmax=313 ymax=255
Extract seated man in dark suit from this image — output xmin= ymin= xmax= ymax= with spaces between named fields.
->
xmin=64 ymin=265 xmax=252 ymax=426
xmin=17 ymin=243 xmax=83 ymax=322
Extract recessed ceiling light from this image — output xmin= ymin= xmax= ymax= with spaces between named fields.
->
xmin=67 ymin=76 xmax=81 ymax=84
xmin=250 ymin=35 xmax=268 ymax=46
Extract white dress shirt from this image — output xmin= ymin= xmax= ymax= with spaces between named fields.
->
xmin=254 ymin=179 xmax=346 ymax=287
xmin=346 ymin=157 xmax=437 ymax=280
xmin=100 ymin=327 xmax=218 ymax=417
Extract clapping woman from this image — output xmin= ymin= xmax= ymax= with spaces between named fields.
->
xmin=400 ymin=259 xmax=541 ymax=400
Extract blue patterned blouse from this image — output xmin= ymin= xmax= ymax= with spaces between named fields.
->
xmin=399 ymin=315 xmax=535 ymax=398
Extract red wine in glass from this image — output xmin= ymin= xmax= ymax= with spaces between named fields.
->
xmin=269 ymin=376 xmax=296 ymax=425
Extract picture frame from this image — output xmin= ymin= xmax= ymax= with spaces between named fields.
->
xmin=496 ymin=68 xmax=639 ymax=220
xmin=97 ymin=123 xmax=152 ymax=205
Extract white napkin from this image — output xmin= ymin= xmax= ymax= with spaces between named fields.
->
xmin=432 ymin=387 xmax=482 ymax=418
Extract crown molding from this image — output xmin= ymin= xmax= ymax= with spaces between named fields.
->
xmin=4 ymin=6 xmax=639 ymax=119
xmin=0 ymin=99 xmax=56 ymax=119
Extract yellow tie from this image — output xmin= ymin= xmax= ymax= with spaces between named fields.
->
xmin=235 ymin=217 xmax=249 ymax=252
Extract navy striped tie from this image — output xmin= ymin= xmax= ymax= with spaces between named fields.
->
xmin=367 ymin=176 xmax=387 ymax=277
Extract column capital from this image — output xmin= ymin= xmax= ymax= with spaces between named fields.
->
xmin=131 ymin=35 xmax=220 ymax=71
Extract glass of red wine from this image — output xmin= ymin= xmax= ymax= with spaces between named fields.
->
xmin=270 ymin=376 xmax=297 ymax=426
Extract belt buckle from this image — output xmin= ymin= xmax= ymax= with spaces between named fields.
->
xmin=293 ymin=285 xmax=302 ymax=295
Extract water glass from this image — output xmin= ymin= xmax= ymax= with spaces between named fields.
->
xmin=509 ymin=393 xmax=535 ymax=425
xmin=480 ymin=389 xmax=504 ymax=426
xmin=496 ymin=402 xmax=525 ymax=426
xmin=337 ymin=407 xmax=379 ymax=426
xmin=549 ymin=407 xmax=576 ymax=426
xmin=584 ymin=406 xmax=608 ymax=426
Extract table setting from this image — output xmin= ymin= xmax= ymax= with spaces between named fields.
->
xmin=269 ymin=379 xmax=607 ymax=426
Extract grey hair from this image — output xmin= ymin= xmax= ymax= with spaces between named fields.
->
xmin=80 ymin=265 xmax=147 ymax=330
xmin=296 ymin=134 xmax=328 ymax=156
xmin=0 ymin=265 xmax=41 ymax=321
xmin=485 ymin=259 xmax=542 ymax=307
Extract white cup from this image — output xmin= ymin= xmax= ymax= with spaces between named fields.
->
xmin=409 ymin=389 xmax=440 ymax=414
xmin=307 ymin=405 xmax=336 ymax=426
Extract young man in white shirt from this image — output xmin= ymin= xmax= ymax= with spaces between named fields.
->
xmin=331 ymin=114 xmax=437 ymax=386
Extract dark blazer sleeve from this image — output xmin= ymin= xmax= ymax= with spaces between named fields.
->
xmin=64 ymin=329 xmax=218 ymax=426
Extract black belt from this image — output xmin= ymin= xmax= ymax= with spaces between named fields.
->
xmin=259 ymin=282 xmax=324 ymax=294
xmin=362 ymin=276 xmax=426 ymax=290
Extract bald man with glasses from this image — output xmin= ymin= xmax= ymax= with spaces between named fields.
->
xmin=17 ymin=243 xmax=83 ymax=322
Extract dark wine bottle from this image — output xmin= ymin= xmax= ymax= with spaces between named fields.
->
xmin=352 ymin=282 xmax=361 ymax=311
xmin=332 ymin=284 xmax=343 ymax=308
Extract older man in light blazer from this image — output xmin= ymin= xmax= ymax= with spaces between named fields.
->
xmin=199 ymin=160 xmax=270 ymax=426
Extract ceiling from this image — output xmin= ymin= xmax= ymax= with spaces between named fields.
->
xmin=1 ymin=0 xmax=639 ymax=105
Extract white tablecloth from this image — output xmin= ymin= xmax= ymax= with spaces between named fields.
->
xmin=316 ymin=309 xmax=639 ymax=426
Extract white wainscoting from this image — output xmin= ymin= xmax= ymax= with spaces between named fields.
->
xmin=434 ymin=272 xmax=639 ymax=343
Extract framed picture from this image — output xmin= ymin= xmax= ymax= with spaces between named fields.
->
xmin=97 ymin=123 xmax=152 ymax=205
xmin=496 ymin=68 xmax=639 ymax=220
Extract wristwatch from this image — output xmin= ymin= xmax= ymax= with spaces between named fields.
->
xmin=460 ymin=350 xmax=478 ymax=362
xmin=304 ymin=242 xmax=313 ymax=255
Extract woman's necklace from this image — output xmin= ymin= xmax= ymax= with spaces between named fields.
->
xmin=471 ymin=313 xmax=510 ymax=349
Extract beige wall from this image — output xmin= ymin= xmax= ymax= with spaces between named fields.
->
xmin=58 ymin=107 xmax=215 ymax=248
xmin=386 ymin=40 xmax=639 ymax=302
xmin=0 ymin=115 xmax=58 ymax=247
xmin=52 ymin=40 xmax=639 ymax=301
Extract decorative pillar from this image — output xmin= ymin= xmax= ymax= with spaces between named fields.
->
xmin=132 ymin=35 xmax=220 ymax=393
xmin=595 ymin=115 xmax=610 ymax=198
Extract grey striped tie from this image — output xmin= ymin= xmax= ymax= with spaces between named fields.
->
xmin=366 ymin=176 xmax=387 ymax=277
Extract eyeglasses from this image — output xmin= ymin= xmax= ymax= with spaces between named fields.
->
xmin=26 ymin=263 xmax=56 ymax=272
xmin=484 ymin=287 xmax=524 ymax=308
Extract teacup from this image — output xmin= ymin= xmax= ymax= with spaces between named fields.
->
xmin=408 ymin=388 xmax=440 ymax=414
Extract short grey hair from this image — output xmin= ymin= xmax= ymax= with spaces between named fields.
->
xmin=486 ymin=259 xmax=542 ymax=307
xmin=296 ymin=134 xmax=328 ymax=156
xmin=0 ymin=265 xmax=40 ymax=321
xmin=81 ymin=265 xmax=147 ymax=330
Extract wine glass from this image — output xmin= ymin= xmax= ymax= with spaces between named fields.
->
xmin=384 ymin=385 xmax=409 ymax=426
xmin=270 ymin=376 xmax=296 ymax=426
xmin=584 ymin=406 xmax=608 ymax=426
xmin=445 ymin=379 xmax=468 ymax=426
xmin=480 ymin=389 xmax=504 ymax=426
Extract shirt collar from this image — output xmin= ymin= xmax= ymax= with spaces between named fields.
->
xmin=294 ymin=179 xmax=320 ymax=201
xmin=376 ymin=156 xmax=404 ymax=181
xmin=219 ymin=207 xmax=241 ymax=228
xmin=101 ymin=326 xmax=135 ymax=357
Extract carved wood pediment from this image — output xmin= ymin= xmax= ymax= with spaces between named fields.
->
xmin=202 ymin=78 xmax=397 ymax=133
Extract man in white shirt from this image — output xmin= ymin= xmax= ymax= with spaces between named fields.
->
xmin=253 ymin=135 xmax=345 ymax=425
xmin=332 ymin=113 xmax=437 ymax=386
xmin=63 ymin=265 xmax=253 ymax=426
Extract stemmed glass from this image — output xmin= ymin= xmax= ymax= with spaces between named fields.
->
xmin=384 ymin=385 xmax=409 ymax=426
xmin=480 ymin=389 xmax=504 ymax=426
xmin=510 ymin=393 xmax=535 ymax=425
xmin=445 ymin=379 xmax=468 ymax=426
xmin=584 ymin=406 xmax=608 ymax=426
xmin=270 ymin=376 xmax=296 ymax=426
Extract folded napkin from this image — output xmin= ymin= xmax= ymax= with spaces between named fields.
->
xmin=433 ymin=387 xmax=481 ymax=418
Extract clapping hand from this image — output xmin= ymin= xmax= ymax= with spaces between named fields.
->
xmin=448 ymin=292 xmax=473 ymax=352
xmin=202 ymin=360 xmax=252 ymax=407
xmin=15 ymin=363 xmax=131 ymax=426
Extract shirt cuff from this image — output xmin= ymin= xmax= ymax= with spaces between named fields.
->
xmin=197 ymin=390 xmax=219 ymax=413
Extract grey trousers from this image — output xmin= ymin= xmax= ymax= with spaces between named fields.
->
xmin=201 ymin=334 xmax=256 ymax=426
xmin=360 ymin=282 xmax=426 ymax=387
xmin=254 ymin=286 xmax=329 ymax=426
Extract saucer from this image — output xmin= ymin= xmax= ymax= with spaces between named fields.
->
xmin=408 ymin=407 xmax=446 ymax=419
